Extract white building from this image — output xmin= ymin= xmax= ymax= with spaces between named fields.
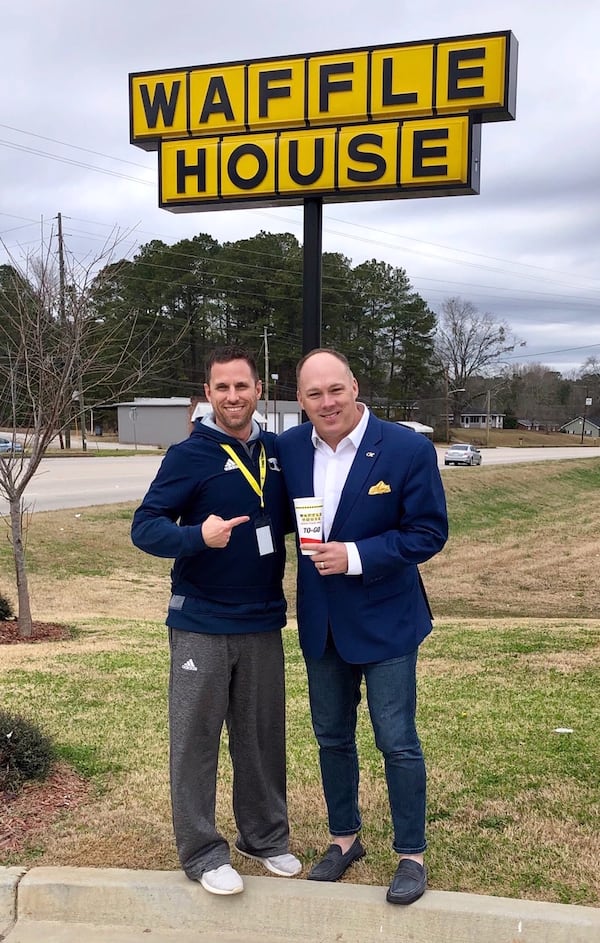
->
xmin=460 ymin=411 xmax=504 ymax=430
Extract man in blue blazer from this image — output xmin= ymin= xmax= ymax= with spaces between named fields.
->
xmin=277 ymin=349 xmax=448 ymax=905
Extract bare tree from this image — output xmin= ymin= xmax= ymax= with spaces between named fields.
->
xmin=0 ymin=235 xmax=163 ymax=638
xmin=434 ymin=297 xmax=523 ymax=422
xmin=579 ymin=357 xmax=600 ymax=393
xmin=435 ymin=297 xmax=522 ymax=382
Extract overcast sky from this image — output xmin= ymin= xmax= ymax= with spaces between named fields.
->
xmin=2 ymin=1 xmax=599 ymax=379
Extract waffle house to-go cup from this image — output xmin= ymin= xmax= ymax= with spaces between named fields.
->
xmin=293 ymin=497 xmax=324 ymax=554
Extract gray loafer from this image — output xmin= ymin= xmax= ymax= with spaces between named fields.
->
xmin=307 ymin=838 xmax=366 ymax=882
xmin=386 ymin=859 xmax=427 ymax=905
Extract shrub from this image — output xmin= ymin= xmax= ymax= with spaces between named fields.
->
xmin=0 ymin=710 xmax=55 ymax=795
xmin=0 ymin=593 xmax=15 ymax=621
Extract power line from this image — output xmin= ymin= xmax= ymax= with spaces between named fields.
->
xmin=0 ymin=122 xmax=151 ymax=169
xmin=0 ymin=139 xmax=153 ymax=186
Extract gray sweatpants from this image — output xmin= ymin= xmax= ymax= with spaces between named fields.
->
xmin=168 ymin=627 xmax=290 ymax=878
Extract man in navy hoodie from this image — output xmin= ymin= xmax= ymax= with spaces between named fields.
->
xmin=131 ymin=346 xmax=300 ymax=895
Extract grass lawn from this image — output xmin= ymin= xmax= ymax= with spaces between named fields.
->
xmin=0 ymin=456 xmax=599 ymax=906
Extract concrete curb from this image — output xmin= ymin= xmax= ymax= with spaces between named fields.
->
xmin=0 ymin=867 xmax=26 ymax=937
xmin=1 ymin=866 xmax=599 ymax=942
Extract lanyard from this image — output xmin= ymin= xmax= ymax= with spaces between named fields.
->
xmin=221 ymin=442 xmax=267 ymax=509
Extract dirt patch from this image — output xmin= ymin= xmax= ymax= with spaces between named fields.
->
xmin=0 ymin=620 xmax=72 ymax=645
xmin=0 ymin=762 xmax=91 ymax=856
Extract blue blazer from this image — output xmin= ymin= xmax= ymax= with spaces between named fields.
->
xmin=277 ymin=414 xmax=448 ymax=664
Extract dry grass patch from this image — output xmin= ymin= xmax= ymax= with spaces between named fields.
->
xmin=454 ymin=428 xmax=599 ymax=449
xmin=0 ymin=621 xmax=163 ymax=669
xmin=54 ymin=774 xmax=175 ymax=872
xmin=424 ymin=459 xmax=600 ymax=618
xmin=19 ymin=569 xmax=170 ymax=624
xmin=424 ymin=529 xmax=600 ymax=618
xmin=27 ymin=571 xmax=171 ymax=622
xmin=36 ymin=810 xmax=177 ymax=871
xmin=519 ymin=648 xmax=600 ymax=672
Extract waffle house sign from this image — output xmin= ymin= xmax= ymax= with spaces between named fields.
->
xmin=129 ymin=31 xmax=517 ymax=212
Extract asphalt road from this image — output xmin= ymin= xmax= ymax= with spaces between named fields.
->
xmin=0 ymin=455 xmax=164 ymax=514
xmin=0 ymin=447 xmax=599 ymax=514
xmin=439 ymin=445 xmax=600 ymax=467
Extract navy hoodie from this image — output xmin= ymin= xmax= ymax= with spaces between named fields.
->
xmin=131 ymin=419 xmax=290 ymax=634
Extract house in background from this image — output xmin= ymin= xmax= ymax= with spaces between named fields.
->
xmin=517 ymin=419 xmax=561 ymax=433
xmin=559 ymin=415 xmax=600 ymax=438
xmin=459 ymin=411 xmax=505 ymax=430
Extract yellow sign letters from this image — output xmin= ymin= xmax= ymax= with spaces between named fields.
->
xmin=130 ymin=31 xmax=517 ymax=210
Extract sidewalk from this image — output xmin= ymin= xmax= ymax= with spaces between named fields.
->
xmin=49 ymin=435 xmax=159 ymax=451
xmin=2 ymin=866 xmax=599 ymax=943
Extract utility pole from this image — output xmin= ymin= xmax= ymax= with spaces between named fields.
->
xmin=57 ymin=212 xmax=71 ymax=449
xmin=445 ymin=369 xmax=450 ymax=444
xmin=581 ymin=392 xmax=592 ymax=444
xmin=445 ymin=369 xmax=466 ymax=443
xmin=486 ymin=388 xmax=491 ymax=448
xmin=271 ymin=373 xmax=279 ymax=433
xmin=263 ymin=325 xmax=269 ymax=425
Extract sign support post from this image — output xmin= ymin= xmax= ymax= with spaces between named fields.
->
xmin=302 ymin=198 xmax=323 ymax=355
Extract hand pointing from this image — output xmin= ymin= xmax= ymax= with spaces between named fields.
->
xmin=201 ymin=514 xmax=250 ymax=548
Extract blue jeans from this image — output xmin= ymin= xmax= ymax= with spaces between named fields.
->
xmin=304 ymin=638 xmax=426 ymax=855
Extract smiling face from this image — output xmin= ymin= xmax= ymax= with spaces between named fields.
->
xmin=297 ymin=351 xmax=361 ymax=449
xmin=204 ymin=358 xmax=262 ymax=440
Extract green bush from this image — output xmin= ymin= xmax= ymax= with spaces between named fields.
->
xmin=0 ymin=710 xmax=55 ymax=795
xmin=0 ymin=593 xmax=15 ymax=621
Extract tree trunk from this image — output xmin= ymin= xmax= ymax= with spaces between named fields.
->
xmin=9 ymin=496 xmax=33 ymax=638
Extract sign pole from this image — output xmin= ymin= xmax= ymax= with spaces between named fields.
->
xmin=302 ymin=197 xmax=323 ymax=355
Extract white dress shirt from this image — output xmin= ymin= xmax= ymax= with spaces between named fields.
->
xmin=311 ymin=404 xmax=370 ymax=575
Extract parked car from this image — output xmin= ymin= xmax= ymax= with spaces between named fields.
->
xmin=0 ymin=436 xmax=23 ymax=454
xmin=444 ymin=443 xmax=482 ymax=466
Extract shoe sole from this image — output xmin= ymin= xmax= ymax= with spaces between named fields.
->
xmin=200 ymin=876 xmax=244 ymax=895
xmin=235 ymin=846 xmax=301 ymax=877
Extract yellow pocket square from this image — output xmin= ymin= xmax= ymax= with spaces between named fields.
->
xmin=368 ymin=480 xmax=392 ymax=495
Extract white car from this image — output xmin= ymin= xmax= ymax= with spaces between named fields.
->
xmin=0 ymin=436 xmax=23 ymax=454
xmin=444 ymin=443 xmax=482 ymax=466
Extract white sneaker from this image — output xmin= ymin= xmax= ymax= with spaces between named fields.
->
xmin=200 ymin=864 xmax=244 ymax=895
xmin=235 ymin=846 xmax=302 ymax=877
